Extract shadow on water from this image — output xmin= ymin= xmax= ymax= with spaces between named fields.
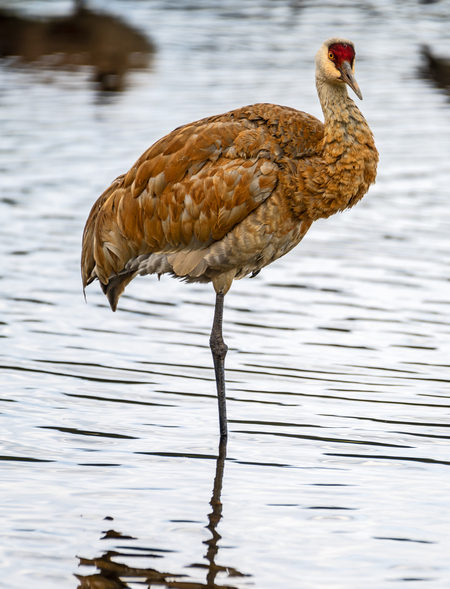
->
xmin=0 ymin=0 xmax=155 ymax=92
xmin=75 ymin=441 xmax=249 ymax=589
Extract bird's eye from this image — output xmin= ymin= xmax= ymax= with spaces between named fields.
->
xmin=328 ymin=52 xmax=335 ymax=59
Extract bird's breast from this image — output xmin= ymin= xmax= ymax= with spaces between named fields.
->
xmin=298 ymin=128 xmax=377 ymax=221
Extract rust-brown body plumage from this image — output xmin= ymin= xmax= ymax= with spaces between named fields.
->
xmin=82 ymin=38 xmax=378 ymax=439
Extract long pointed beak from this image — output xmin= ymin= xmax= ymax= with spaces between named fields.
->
xmin=340 ymin=60 xmax=363 ymax=100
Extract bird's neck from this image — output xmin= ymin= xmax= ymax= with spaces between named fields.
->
xmin=303 ymin=79 xmax=378 ymax=220
xmin=316 ymin=80 xmax=364 ymax=144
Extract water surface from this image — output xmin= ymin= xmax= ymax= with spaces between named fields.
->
xmin=1 ymin=1 xmax=450 ymax=587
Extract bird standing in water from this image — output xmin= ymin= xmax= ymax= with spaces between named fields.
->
xmin=82 ymin=37 xmax=378 ymax=440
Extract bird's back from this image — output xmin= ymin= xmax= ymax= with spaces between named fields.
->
xmin=82 ymin=103 xmax=325 ymax=308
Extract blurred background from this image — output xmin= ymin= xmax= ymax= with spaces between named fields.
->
xmin=1 ymin=1 xmax=450 ymax=588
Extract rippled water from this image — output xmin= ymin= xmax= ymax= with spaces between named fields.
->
xmin=1 ymin=1 xmax=450 ymax=587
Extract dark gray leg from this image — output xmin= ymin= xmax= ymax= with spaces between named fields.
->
xmin=210 ymin=292 xmax=228 ymax=439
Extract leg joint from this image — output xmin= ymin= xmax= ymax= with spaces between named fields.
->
xmin=210 ymin=336 xmax=228 ymax=358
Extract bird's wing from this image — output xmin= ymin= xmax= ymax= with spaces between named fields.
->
xmin=82 ymin=104 xmax=324 ymax=287
xmin=83 ymin=114 xmax=275 ymax=285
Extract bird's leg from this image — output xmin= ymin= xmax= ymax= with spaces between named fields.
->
xmin=210 ymin=291 xmax=228 ymax=439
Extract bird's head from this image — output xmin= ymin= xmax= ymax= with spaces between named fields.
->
xmin=315 ymin=37 xmax=363 ymax=100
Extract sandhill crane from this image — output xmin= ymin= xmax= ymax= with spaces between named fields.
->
xmin=82 ymin=37 xmax=378 ymax=440
xmin=0 ymin=3 xmax=154 ymax=92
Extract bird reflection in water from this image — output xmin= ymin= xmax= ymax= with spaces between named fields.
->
xmin=75 ymin=441 xmax=248 ymax=588
xmin=0 ymin=0 xmax=154 ymax=92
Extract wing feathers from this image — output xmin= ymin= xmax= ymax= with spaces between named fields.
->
xmin=82 ymin=104 xmax=324 ymax=298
